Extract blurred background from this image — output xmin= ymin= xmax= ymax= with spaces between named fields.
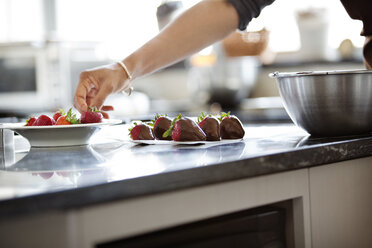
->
xmin=0 ymin=0 xmax=366 ymax=122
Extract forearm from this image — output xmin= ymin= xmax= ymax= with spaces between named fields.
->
xmin=123 ymin=0 xmax=239 ymax=79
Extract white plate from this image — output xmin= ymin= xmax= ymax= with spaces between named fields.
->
xmin=0 ymin=119 xmax=123 ymax=147
xmin=131 ymin=139 xmax=243 ymax=146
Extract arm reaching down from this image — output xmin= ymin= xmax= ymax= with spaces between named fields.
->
xmin=74 ymin=0 xmax=275 ymax=114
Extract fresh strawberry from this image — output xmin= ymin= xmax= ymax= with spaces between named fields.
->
xmin=151 ymin=114 xmax=172 ymax=140
xmin=55 ymin=116 xmax=71 ymax=125
xmin=53 ymin=109 xmax=65 ymax=121
xmin=197 ymin=112 xmax=220 ymax=141
xmin=34 ymin=115 xmax=55 ymax=126
xmin=129 ymin=122 xmax=154 ymax=140
xmin=25 ymin=117 xmax=37 ymax=126
xmin=81 ymin=106 xmax=103 ymax=124
xmin=219 ymin=112 xmax=245 ymax=139
xmin=55 ymin=108 xmax=80 ymax=125
xmin=163 ymin=114 xmax=206 ymax=141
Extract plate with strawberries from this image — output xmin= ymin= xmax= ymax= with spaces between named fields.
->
xmin=129 ymin=112 xmax=245 ymax=145
xmin=0 ymin=108 xmax=122 ymax=147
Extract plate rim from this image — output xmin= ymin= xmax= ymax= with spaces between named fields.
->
xmin=0 ymin=119 xmax=123 ymax=130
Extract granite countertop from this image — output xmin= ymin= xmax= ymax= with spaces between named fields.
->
xmin=1 ymin=123 xmax=372 ymax=220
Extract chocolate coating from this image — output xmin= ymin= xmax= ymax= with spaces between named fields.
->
xmin=154 ymin=117 xmax=172 ymax=140
xmin=174 ymin=117 xmax=206 ymax=141
xmin=220 ymin=116 xmax=245 ymax=139
xmin=199 ymin=117 xmax=220 ymax=141
xmin=139 ymin=124 xmax=155 ymax=140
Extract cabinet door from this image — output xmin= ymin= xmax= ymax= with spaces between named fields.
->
xmin=309 ymin=157 xmax=372 ymax=248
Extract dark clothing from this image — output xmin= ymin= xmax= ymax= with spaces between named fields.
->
xmin=227 ymin=0 xmax=275 ymax=31
xmin=340 ymin=0 xmax=372 ymax=67
xmin=340 ymin=0 xmax=372 ymax=36
xmin=227 ymin=0 xmax=372 ymax=67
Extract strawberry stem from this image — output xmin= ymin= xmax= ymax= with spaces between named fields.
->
xmin=197 ymin=112 xmax=211 ymax=124
xmin=88 ymin=106 xmax=100 ymax=112
xmin=218 ymin=111 xmax=231 ymax=122
xmin=163 ymin=114 xmax=182 ymax=138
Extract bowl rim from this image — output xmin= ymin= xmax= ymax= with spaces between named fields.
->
xmin=269 ymin=69 xmax=372 ymax=78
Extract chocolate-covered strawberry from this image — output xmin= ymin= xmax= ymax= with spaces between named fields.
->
xmin=151 ymin=114 xmax=172 ymax=140
xmin=219 ymin=112 xmax=245 ymax=139
xmin=163 ymin=114 xmax=206 ymax=141
xmin=197 ymin=112 xmax=220 ymax=141
xmin=129 ymin=123 xmax=154 ymax=140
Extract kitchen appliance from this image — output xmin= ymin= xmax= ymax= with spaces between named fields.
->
xmin=270 ymin=69 xmax=372 ymax=136
xmin=0 ymin=42 xmax=111 ymax=115
xmin=0 ymin=42 xmax=64 ymax=114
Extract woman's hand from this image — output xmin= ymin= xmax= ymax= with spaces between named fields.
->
xmin=73 ymin=63 xmax=131 ymax=118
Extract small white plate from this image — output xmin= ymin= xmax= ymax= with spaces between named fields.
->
xmin=0 ymin=119 xmax=123 ymax=147
xmin=131 ymin=139 xmax=243 ymax=146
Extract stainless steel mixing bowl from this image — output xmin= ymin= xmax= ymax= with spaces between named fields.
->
xmin=270 ymin=69 xmax=372 ymax=136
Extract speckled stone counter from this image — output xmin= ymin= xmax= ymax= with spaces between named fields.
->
xmin=1 ymin=123 xmax=372 ymax=220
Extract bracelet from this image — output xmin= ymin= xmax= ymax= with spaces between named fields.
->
xmin=117 ymin=61 xmax=132 ymax=80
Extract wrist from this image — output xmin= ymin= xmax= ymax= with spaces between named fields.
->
xmin=117 ymin=60 xmax=132 ymax=81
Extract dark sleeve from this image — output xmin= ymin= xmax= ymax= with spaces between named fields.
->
xmin=227 ymin=0 xmax=275 ymax=30
xmin=340 ymin=0 xmax=372 ymax=36
xmin=340 ymin=0 xmax=372 ymax=68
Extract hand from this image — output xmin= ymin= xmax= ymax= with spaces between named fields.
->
xmin=73 ymin=63 xmax=131 ymax=118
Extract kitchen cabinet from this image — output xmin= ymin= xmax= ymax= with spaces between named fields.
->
xmin=309 ymin=158 xmax=372 ymax=248
xmin=0 ymin=168 xmax=311 ymax=248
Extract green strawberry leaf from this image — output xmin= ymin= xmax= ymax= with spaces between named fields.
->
xmin=88 ymin=106 xmax=100 ymax=112
xmin=59 ymin=108 xmax=65 ymax=115
xmin=65 ymin=108 xmax=81 ymax=124
xmin=163 ymin=114 xmax=182 ymax=138
xmin=218 ymin=111 xmax=230 ymax=122
xmin=25 ymin=117 xmax=32 ymax=124
xmin=197 ymin=112 xmax=212 ymax=124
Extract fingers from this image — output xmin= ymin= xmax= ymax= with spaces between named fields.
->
xmin=73 ymin=66 xmax=119 ymax=114
xmin=101 ymin=106 xmax=114 ymax=119
xmin=101 ymin=111 xmax=110 ymax=119
xmin=89 ymin=85 xmax=113 ymax=110
xmin=101 ymin=105 xmax=114 ymax=111
xmin=73 ymin=77 xmax=91 ymax=113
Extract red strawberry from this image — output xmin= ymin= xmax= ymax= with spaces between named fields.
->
xmin=34 ymin=115 xmax=55 ymax=126
xmin=55 ymin=108 xmax=80 ymax=125
xmin=152 ymin=114 xmax=172 ymax=140
xmin=53 ymin=109 xmax=64 ymax=121
xmin=81 ymin=106 xmax=102 ymax=124
xmin=55 ymin=116 xmax=71 ymax=125
xmin=163 ymin=114 xmax=206 ymax=141
xmin=129 ymin=123 xmax=154 ymax=140
xmin=25 ymin=117 xmax=37 ymax=126
xmin=219 ymin=112 xmax=245 ymax=139
xmin=197 ymin=112 xmax=220 ymax=141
